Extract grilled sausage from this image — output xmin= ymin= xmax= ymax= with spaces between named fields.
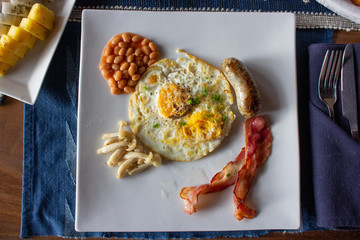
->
xmin=221 ymin=58 xmax=261 ymax=119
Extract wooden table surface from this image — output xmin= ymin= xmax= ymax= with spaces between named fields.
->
xmin=1 ymin=30 xmax=360 ymax=240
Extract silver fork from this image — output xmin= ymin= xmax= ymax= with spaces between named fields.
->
xmin=318 ymin=49 xmax=343 ymax=121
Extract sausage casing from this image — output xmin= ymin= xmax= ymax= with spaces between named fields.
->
xmin=221 ymin=58 xmax=261 ymax=119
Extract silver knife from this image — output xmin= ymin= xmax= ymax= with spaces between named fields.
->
xmin=341 ymin=44 xmax=359 ymax=142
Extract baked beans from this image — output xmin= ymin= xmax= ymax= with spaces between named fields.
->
xmin=99 ymin=33 xmax=160 ymax=95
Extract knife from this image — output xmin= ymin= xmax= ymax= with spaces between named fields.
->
xmin=341 ymin=44 xmax=359 ymax=142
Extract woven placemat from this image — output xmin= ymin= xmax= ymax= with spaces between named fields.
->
xmin=69 ymin=5 xmax=360 ymax=31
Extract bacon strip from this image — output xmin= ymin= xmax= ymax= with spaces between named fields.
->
xmin=180 ymin=149 xmax=246 ymax=214
xmin=233 ymin=116 xmax=272 ymax=220
xmin=179 ymin=115 xmax=272 ymax=220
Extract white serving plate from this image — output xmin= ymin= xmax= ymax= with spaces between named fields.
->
xmin=0 ymin=0 xmax=76 ymax=105
xmin=76 ymin=10 xmax=300 ymax=232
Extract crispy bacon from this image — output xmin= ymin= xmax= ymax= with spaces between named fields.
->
xmin=233 ymin=116 xmax=272 ymax=220
xmin=179 ymin=115 xmax=272 ymax=221
xmin=180 ymin=149 xmax=246 ymax=214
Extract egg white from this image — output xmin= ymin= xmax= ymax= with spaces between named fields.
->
xmin=129 ymin=49 xmax=235 ymax=161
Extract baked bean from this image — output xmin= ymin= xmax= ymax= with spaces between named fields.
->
xmin=111 ymin=36 xmax=121 ymax=45
xmin=122 ymin=33 xmax=131 ymax=42
xmin=118 ymin=79 xmax=127 ymax=89
xmin=143 ymin=55 xmax=149 ymax=65
xmin=124 ymin=86 xmax=135 ymax=93
xmin=132 ymin=35 xmax=142 ymax=42
xmin=114 ymin=71 xmax=122 ymax=81
xmin=127 ymin=54 xmax=135 ymax=63
xmin=118 ymin=47 xmax=126 ymax=56
xmin=138 ymin=67 xmax=146 ymax=74
xmin=114 ymin=55 xmax=123 ymax=64
xmin=132 ymin=74 xmax=140 ymax=81
xmin=102 ymin=69 xmax=114 ymax=78
xmin=99 ymin=62 xmax=110 ymax=70
xmin=141 ymin=38 xmax=150 ymax=46
xmin=136 ymin=59 xmax=144 ymax=67
xmin=130 ymin=62 xmax=138 ymax=70
xmin=99 ymin=33 xmax=160 ymax=94
xmin=119 ymin=42 xmax=129 ymax=48
xmin=126 ymin=48 xmax=134 ymax=56
xmin=112 ymin=64 xmax=120 ymax=71
xmin=127 ymin=79 xmax=137 ymax=86
xmin=104 ymin=46 xmax=112 ymax=56
xmin=113 ymin=46 xmax=120 ymax=55
xmin=122 ymin=70 xmax=129 ymax=79
xmin=108 ymin=78 xmax=117 ymax=88
xmin=134 ymin=48 xmax=142 ymax=57
xmin=120 ymin=62 xmax=130 ymax=71
xmin=106 ymin=55 xmax=115 ymax=63
xmin=111 ymin=87 xmax=123 ymax=95
xmin=128 ymin=63 xmax=137 ymax=76
xmin=141 ymin=46 xmax=151 ymax=55
xmin=149 ymin=42 xmax=157 ymax=51
xmin=130 ymin=42 xmax=137 ymax=49
xmin=149 ymin=51 xmax=159 ymax=60
xmin=148 ymin=59 xmax=157 ymax=66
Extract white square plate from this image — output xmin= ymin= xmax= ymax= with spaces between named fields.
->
xmin=76 ymin=10 xmax=300 ymax=232
xmin=0 ymin=0 xmax=76 ymax=105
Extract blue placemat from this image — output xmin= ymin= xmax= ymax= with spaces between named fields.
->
xmin=74 ymin=0 xmax=332 ymax=12
xmin=21 ymin=1 xmax=335 ymax=238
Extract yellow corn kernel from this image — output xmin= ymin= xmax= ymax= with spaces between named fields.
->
xmin=19 ymin=18 xmax=48 ymax=41
xmin=0 ymin=61 xmax=11 ymax=76
xmin=8 ymin=25 xmax=37 ymax=49
xmin=28 ymin=3 xmax=55 ymax=31
xmin=0 ymin=45 xmax=20 ymax=66
xmin=0 ymin=34 xmax=29 ymax=58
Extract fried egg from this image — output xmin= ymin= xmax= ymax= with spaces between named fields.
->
xmin=129 ymin=49 xmax=235 ymax=161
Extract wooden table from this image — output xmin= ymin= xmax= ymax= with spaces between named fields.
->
xmin=1 ymin=30 xmax=360 ymax=240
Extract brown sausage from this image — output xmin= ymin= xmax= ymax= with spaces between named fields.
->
xmin=221 ymin=58 xmax=261 ymax=119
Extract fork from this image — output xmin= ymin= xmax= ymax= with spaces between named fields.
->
xmin=318 ymin=49 xmax=343 ymax=121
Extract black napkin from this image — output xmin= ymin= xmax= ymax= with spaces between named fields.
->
xmin=308 ymin=43 xmax=360 ymax=229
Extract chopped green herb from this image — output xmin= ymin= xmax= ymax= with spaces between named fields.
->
xmin=212 ymin=94 xmax=222 ymax=102
xmin=188 ymin=97 xmax=200 ymax=105
xmin=207 ymin=106 xmax=210 ymax=109
xmin=150 ymin=92 xmax=153 ymax=96
xmin=202 ymin=86 xmax=208 ymax=97
xmin=205 ymin=76 xmax=209 ymax=79
xmin=226 ymin=173 xmax=231 ymax=177
xmin=218 ymin=106 xmax=223 ymax=111
xmin=180 ymin=122 xmax=186 ymax=126
xmin=222 ymin=116 xmax=226 ymax=121
xmin=206 ymin=114 xmax=211 ymax=118
xmin=143 ymin=86 xmax=148 ymax=91
xmin=214 ymin=119 xmax=218 ymax=123
xmin=153 ymin=123 xmax=159 ymax=128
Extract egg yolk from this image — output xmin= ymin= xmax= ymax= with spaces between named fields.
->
xmin=158 ymin=83 xmax=191 ymax=119
xmin=182 ymin=111 xmax=224 ymax=142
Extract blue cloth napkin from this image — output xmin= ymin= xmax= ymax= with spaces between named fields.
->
xmin=308 ymin=43 xmax=360 ymax=229
xmin=21 ymin=0 xmax=336 ymax=238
